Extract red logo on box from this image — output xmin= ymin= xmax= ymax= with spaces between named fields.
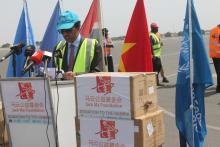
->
xmin=92 ymin=76 xmax=114 ymax=95
xmin=16 ymin=82 xmax=35 ymax=100
xmin=96 ymin=120 xmax=118 ymax=141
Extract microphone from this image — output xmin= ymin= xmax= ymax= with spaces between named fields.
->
xmin=22 ymin=50 xmax=44 ymax=74
xmin=24 ymin=45 xmax=35 ymax=69
xmin=0 ymin=42 xmax=25 ymax=62
xmin=43 ymin=51 xmax=52 ymax=61
xmin=42 ymin=51 xmax=53 ymax=77
xmin=10 ymin=42 xmax=25 ymax=50
xmin=53 ymin=42 xmax=65 ymax=74
xmin=24 ymin=45 xmax=35 ymax=57
xmin=53 ymin=42 xmax=66 ymax=58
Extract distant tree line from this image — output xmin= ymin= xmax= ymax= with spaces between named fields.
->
xmin=1 ymin=41 xmax=42 ymax=48
xmin=0 ymin=29 xmax=209 ymax=47
xmin=165 ymin=29 xmax=206 ymax=37
xmin=1 ymin=43 xmax=10 ymax=48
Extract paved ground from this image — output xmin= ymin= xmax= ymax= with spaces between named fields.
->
xmin=112 ymin=35 xmax=220 ymax=147
xmin=0 ymin=35 xmax=219 ymax=146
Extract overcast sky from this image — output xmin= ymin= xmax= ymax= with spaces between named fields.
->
xmin=0 ymin=0 xmax=219 ymax=45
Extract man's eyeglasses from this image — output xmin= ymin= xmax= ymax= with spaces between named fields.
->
xmin=60 ymin=28 xmax=73 ymax=34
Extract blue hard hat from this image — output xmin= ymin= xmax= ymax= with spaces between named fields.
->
xmin=57 ymin=11 xmax=80 ymax=30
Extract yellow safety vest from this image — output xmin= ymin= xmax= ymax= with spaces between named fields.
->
xmin=54 ymin=38 xmax=96 ymax=73
xmin=150 ymin=32 xmax=161 ymax=57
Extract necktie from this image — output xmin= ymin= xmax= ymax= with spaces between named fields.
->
xmin=68 ymin=44 xmax=75 ymax=71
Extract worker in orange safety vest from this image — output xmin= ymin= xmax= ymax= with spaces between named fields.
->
xmin=102 ymin=28 xmax=114 ymax=72
xmin=209 ymin=24 xmax=220 ymax=93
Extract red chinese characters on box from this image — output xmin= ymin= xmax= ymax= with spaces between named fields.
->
xmin=97 ymin=120 xmax=118 ymax=141
xmin=93 ymin=76 xmax=114 ymax=95
xmin=16 ymin=82 xmax=35 ymax=100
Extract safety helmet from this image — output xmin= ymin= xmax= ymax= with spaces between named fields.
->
xmin=57 ymin=11 xmax=80 ymax=30
xmin=151 ymin=23 xmax=159 ymax=29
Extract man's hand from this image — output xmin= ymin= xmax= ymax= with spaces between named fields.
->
xmin=64 ymin=71 xmax=74 ymax=80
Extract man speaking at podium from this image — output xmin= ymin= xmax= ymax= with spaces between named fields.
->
xmin=53 ymin=11 xmax=103 ymax=80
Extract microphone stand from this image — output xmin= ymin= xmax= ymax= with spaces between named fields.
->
xmin=30 ymin=66 xmax=35 ymax=77
xmin=12 ymin=45 xmax=23 ymax=77
xmin=23 ymin=45 xmax=35 ymax=77
xmin=43 ymin=58 xmax=49 ymax=78
xmin=23 ymin=57 xmax=31 ymax=77
xmin=12 ymin=53 xmax=16 ymax=77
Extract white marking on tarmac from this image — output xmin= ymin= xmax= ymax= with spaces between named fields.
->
xmin=161 ymin=52 xmax=179 ymax=57
xmin=164 ymin=73 xmax=217 ymax=79
xmin=166 ymin=73 xmax=177 ymax=78
xmin=160 ymin=107 xmax=220 ymax=131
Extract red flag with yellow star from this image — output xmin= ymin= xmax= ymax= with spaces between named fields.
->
xmin=118 ymin=0 xmax=152 ymax=72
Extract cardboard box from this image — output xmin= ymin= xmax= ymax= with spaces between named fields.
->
xmin=133 ymin=72 xmax=158 ymax=114
xmin=75 ymin=72 xmax=158 ymax=119
xmin=77 ymin=117 xmax=135 ymax=147
xmin=135 ymin=110 xmax=165 ymax=147
xmin=76 ymin=110 xmax=165 ymax=147
xmin=0 ymin=102 xmax=8 ymax=147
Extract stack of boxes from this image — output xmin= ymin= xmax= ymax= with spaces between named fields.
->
xmin=75 ymin=72 xmax=165 ymax=147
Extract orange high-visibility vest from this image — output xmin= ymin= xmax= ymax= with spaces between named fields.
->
xmin=209 ymin=27 xmax=220 ymax=58
xmin=103 ymin=38 xmax=113 ymax=56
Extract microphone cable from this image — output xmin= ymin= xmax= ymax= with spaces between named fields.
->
xmin=52 ymin=50 xmax=62 ymax=135
xmin=43 ymin=58 xmax=58 ymax=147
xmin=54 ymin=67 xmax=60 ymax=135
xmin=43 ymin=77 xmax=51 ymax=147
xmin=52 ymin=47 xmax=65 ymax=145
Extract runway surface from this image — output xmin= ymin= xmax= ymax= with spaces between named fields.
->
xmin=112 ymin=35 xmax=220 ymax=147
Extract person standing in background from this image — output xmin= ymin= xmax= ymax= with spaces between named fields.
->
xmin=156 ymin=32 xmax=169 ymax=83
xmin=209 ymin=24 xmax=220 ymax=93
xmin=102 ymin=28 xmax=114 ymax=72
xmin=150 ymin=23 xmax=169 ymax=85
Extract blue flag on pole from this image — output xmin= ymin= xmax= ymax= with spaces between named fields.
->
xmin=175 ymin=0 xmax=213 ymax=147
xmin=6 ymin=0 xmax=36 ymax=77
xmin=40 ymin=1 xmax=63 ymax=67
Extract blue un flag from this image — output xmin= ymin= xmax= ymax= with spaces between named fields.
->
xmin=40 ymin=1 xmax=63 ymax=67
xmin=6 ymin=0 xmax=36 ymax=77
xmin=175 ymin=0 xmax=213 ymax=147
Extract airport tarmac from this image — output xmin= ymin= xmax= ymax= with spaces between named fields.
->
xmin=112 ymin=35 xmax=220 ymax=147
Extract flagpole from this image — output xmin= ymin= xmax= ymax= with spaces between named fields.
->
xmin=188 ymin=0 xmax=195 ymax=146
xmin=23 ymin=0 xmax=30 ymax=45
xmin=98 ymin=0 xmax=107 ymax=72
xmin=58 ymin=0 xmax=64 ymax=12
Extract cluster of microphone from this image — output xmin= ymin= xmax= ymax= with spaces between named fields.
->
xmin=0 ymin=42 xmax=54 ymax=75
xmin=22 ymin=49 xmax=53 ymax=74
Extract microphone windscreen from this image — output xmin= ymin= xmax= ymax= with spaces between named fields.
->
xmin=30 ymin=50 xmax=44 ymax=64
xmin=25 ymin=45 xmax=35 ymax=56
xmin=10 ymin=42 xmax=25 ymax=50
xmin=18 ymin=42 xmax=25 ymax=48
